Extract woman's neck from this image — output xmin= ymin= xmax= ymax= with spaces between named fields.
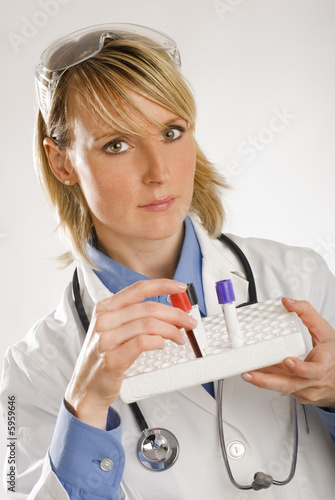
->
xmin=96 ymin=225 xmax=185 ymax=279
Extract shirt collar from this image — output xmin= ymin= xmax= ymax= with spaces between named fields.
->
xmin=172 ymin=216 xmax=206 ymax=315
xmin=87 ymin=216 xmax=206 ymax=315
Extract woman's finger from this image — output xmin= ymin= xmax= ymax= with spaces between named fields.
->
xmin=94 ymin=299 xmax=196 ymax=332
xmin=241 ymin=369 xmax=306 ymax=394
xmin=103 ymin=334 xmax=168 ymax=377
xmin=96 ymin=279 xmax=187 ymax=311
xmin=283 ymin=349 xmax=331 ymax=381
xmin=282 ymin=297 xmax=334 ymax=344
xmin=98 ymin=317 xmax=187 ymax=351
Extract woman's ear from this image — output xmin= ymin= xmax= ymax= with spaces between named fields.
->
xmin=43 ymin=137 xmax=78 ymax=186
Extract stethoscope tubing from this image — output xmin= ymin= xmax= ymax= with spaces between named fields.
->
xmin=217 ymin=379 xmax=298 ymax=490
xmin=217 ymin=234 xmax=258 ymax=306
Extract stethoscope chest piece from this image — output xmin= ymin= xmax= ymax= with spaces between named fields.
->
xmin=137 ymin=428 xmax=179 ymax=471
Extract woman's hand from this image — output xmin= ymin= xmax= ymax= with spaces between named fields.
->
xmin=65 ymin=279 xmax=196 ymax=428
xmin=241 ymin=298 xmax=335 ymax=409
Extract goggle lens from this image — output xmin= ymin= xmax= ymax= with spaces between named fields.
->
xmin=35 ymin=23 xmax=181 ymax=122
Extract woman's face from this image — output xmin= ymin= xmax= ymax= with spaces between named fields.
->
xmin=64 ymin=90 xmax=196 ymax=256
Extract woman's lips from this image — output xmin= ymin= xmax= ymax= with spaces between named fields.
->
xmin=139 ymin=196 xmax=176 ymax=211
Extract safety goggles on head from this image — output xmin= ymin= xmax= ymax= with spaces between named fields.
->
xmin=34 ymin=23 xmax=181 ymax=123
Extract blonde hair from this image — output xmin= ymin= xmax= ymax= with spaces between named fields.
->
xmin=35 ymin=34 xmax=228 ymax=265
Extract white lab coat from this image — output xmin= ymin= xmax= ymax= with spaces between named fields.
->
xmin=1 ymin=218 xmax=335 ymax=500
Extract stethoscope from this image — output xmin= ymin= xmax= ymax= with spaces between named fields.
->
xmin=71 ymin=234 xmax=299 ymax=490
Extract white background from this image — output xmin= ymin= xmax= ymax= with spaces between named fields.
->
xmin=0 ymin=0 xmax=334 ymax=494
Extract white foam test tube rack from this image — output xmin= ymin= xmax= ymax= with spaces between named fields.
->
xmin=215 ymin=279 xmax=244 ymax=349
xmin=186 ymin=283 xmax=208 ymax=356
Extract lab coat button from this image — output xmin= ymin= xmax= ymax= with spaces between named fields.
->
xmin=100 ymin=458 xmax=114 ymax=471
xmin=227 ymin=441 xmax=246 ymax=460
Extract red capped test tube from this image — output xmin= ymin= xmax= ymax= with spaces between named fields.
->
xmin=186 ymin=283 xmax=208 ymax=356
xmin=169 ymin=291 xmax=203 ymax=358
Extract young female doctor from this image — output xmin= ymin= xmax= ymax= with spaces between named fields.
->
xmin=1 ymin=23 xmax=335 ymax=500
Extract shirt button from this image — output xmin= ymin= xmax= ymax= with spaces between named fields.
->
xmin=227 ymin=441 xmax=246 ymax=460
xmin=100 ymin=458 xmax=114 ymax=471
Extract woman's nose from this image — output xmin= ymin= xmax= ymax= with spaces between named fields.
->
xmin=142 ymin=142 xmax=170 ymax=184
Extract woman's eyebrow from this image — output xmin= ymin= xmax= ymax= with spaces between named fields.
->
xmin=93 ymin=129 xmax=119 ymax=142
xmin=163 ymin=117 xmax=185 ymax=126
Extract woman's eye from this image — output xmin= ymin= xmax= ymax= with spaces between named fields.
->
xmin=162 ymin=127 xmax=183 ymax=141
xmin=105 ymin=140 xmax=129 ymax=154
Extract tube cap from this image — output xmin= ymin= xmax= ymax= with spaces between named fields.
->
xmin=215 ymin=279 xmax=236 ymax=304
xmin=186 ymin=283 xmax=198 ymax=306
xmin=170 ymin=291 xmax=192 ymax=312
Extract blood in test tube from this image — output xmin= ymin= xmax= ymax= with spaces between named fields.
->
xmin=169 ymin=291 xmax=203 ymax=358
xmin=215 ymin=279 xmax=244 ymax=349
xmin=186 ymin=283 xmax=208 ymax=356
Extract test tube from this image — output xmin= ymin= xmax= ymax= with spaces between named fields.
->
xmin=169 ymin=291 xmax=203 ymax=358
xmin=215 ymin=279 xmax=244 ymax=349
xmin=186 ymin=284 xmax=208 ymax=356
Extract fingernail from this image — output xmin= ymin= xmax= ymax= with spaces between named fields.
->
xmin=189 ymin=317 xmax=198 ymax=327
xmin=284 ymin=297 xmax=295 ymax=304
xmin=179 ymin=333 xmax=186 ymax=345
xmin=176 ymin=282 xmax=187 ymax=289
xmin=285 ymin=359 xmax=295 ymax=369
xmin=241 ymin=373 xmax=253 ymax=382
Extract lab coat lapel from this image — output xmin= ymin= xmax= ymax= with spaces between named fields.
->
xmin=191 ymin=218 xmax=250 ymax=315
xmin=78 ymin=263 xmax=112 ymax=321
xmin=180 ymin=385 xmax=218 ymax=416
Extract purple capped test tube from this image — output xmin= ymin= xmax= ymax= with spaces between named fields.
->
xmin=215 ymin=279 xmax=244 ymax=348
